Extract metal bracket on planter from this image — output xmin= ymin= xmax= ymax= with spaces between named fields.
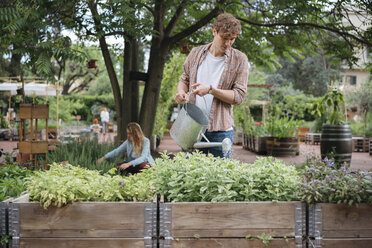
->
xmin=9 ymin=203 xmax=20 ymax=238
xmin=10 ymin=236 xmax=20 ymax=248
xmin=159 ymin=203 xmax=172 ymax=248
xmin=295 ymin=202 xmax=306 ymax=248
xmin=308 ymin=204 xmax=322 ymax=248
xmin=0 ymin=202 xmax=7 ymax=236
xmin=144 ymin=203 xmax=157 ymax=248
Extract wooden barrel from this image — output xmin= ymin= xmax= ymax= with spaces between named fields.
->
xmin=321 ymin=124 xmax=352 ymax=166
xmin=266 ymin=137 xmax=299 ymax=157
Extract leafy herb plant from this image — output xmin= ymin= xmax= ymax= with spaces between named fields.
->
xmin=298 ymin=156 xmax=372 ymax=204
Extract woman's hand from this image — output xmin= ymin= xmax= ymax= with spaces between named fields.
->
xmin=97 ymin=157 xmax=105 ymax=164
xmin=119 ymin=162 xmax=132 ymax=171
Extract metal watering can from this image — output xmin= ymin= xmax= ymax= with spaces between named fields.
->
xmin=170 ymin=102 xmax=232 ymax=156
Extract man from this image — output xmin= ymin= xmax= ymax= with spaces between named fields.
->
xmin=174 ymin=13 xmax=249 ymax=158
xmin=100 ymin=107 xmax=109 ymax=134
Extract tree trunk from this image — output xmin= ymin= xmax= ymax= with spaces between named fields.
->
xmin=9 ymin=45 xmax=22 ymax=77
xmin=89 ymin=1 xmax=122 ymax=143
xmin=131 ymin=38 xmax=139 ymax=123
xmin=122 ymin=38 xmax=133 ymax=141
xmin=122 ymin=36 xmax=140 ymax=141
xmin=139 ymin=39 xmax=169 ymax=138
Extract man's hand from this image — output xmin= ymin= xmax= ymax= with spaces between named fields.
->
xmin=174 ymin=90 xmax=187 ymax=104
xmin=191 ymin=83 xmax=210 ymax=96
xmin=119 ymin=162 xmax=132 ymax=171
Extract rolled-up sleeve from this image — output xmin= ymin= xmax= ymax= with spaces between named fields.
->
xmin=232 ymin=54 xmax=249 ymax=105
xmin=178 ymin=47 xmax=198 ymax=88
xmin=105 ymin=141 xmax=127 ymax=159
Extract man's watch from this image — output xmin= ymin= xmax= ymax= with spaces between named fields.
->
xmin=208 ymin=85 xmax=213 ymax=94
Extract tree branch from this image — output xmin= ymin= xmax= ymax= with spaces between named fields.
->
xmin=169 ymin=2 xmax=224 ymax=45
xmin=164 ymin=0 xmax=188 ymax=37
xmin=143 ymin=4 xmax=154 ymax=15
xmin=237 ymin=17 xmax=372 ymax=47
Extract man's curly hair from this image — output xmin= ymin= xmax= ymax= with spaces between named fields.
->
xmin=213 ymin=13 xmax=241 ymax=38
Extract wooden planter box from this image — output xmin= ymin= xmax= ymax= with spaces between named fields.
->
xmin=159 ymin=202 xmax=305 ymax=248
xmin=233 ymin=131 xmax=243 ymax=145
xmin=8 ymin=195 xmax=156 ymax=248
xmin=266 ymin=137 xmax=299 ymax=157
xmin=308 ymin=203 xmax=372 ymax=248
xmin=242 ymin=133 xmax=249 ymax=150
xmin=254 ymin=136 xmax=267 ymax=155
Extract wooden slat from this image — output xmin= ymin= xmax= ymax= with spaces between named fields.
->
xmin=31 ymin=104 xmax=49 ymax=119
xmin=169 ymin=238 xmax=296 ymax=248
xmin=170 ymin=202 xmax=297 ymax=238
xmin=321 ymin=204 xmax=372 ymax=238
xmin=321 ymin=238 xmax=372 ymax=248
xmin=17 ymin=202 xmax=147 ymax=238
xmin=16 ymin=238 xmax=145 ymax=248
xmin=18 ymin=141 xmax=48 ymax=154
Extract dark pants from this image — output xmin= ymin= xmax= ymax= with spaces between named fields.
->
xmin=198 ymin=130 xmax=233 ymax=158
xmin=116 ymin=161 xmax=151 ymax=174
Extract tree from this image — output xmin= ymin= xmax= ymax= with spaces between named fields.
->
xmin=265 ymin=54 xmax=341 ymax=96
xmin=346 ymin=80 xmax=372 ymax=136
xmin=1 ymin=0 xmax=371 ymax=142
xmin=61 ymin=45 xmax=103 ymax=95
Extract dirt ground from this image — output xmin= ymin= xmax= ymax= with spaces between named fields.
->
xmin=1 ymin=132 xmax=371 ymax=171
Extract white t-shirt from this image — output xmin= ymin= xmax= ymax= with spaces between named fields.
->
xmin=195 ymin=51 xmax=225 ymax=117
xmin=100 ymin=110 xmax=109 ymax=123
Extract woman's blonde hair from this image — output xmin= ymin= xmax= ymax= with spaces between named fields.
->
xmin=127 ymin=122 xmax=145 ymax=156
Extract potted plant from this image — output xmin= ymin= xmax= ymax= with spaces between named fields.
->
xmin=312 ymin=87 xmax=352 ymax=167
xmin=265 ymin=116 xmax=302 ymax=157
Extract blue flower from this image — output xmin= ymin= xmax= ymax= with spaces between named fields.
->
xmin=329 ymin=162 xmax=335 ymax=167
xmin=323 ymin=158 xmax=329 ymax=162
xmin=310 ymin=167 xmax=315 ymax=171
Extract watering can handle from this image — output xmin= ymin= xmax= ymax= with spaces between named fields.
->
xmin=185 ymin=86 xmax=209 ymax=117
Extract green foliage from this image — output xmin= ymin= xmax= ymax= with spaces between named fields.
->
xmin=312 ymin=87 xmax=346 ymax=125
xmin=64 ymin=95 xmax=115 ymax=121
xmin=266 ymin=116 xmax=303 ymax=138
xmin=0 ymin=163 xmax=31 ymax=201
xmin=265 ymin=55 xmax=341 ymax=96
xmin=298 ymin=157 xmax=372 ymax=204
xmin=148 ymin=153 xmax=300 ymax=202
xmin=153 ymin=52 xmax=186 ymax=137
xmin=257 ymin=233 xmax=274 ymax=246
xmin=47 ymin=138 xmax=121 ymax=173
xmin=345 ymin=80 xmax=372 ymax=137
xmin=47 ymin=97 xmax=85 ymax=123
xmin=26 ymin=164 xmax=126 ymax=209
xmin=0 ymin=113 xmax=8 ymax=128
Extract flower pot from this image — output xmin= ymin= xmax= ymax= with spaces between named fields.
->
xmin=320 ymin=124 xmax=352 ymax=166
xmin=266 ymin=137 xmax=299 ymax=157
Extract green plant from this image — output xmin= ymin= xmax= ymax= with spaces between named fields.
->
xmin=257 ymin=233 xmax=273 ymax=246
xmin=312 ymin=87 xmax=346 ymax=125
xmin=149 ymin=153 xmax=300 ymax=202
xmin=0 ymin=162 xmax=31 ymax=201
xmin=26 ymin=163 xmax=126 ymax=208
xmin=47 ymin=137 xmax=121 ymax=173
xmin=266 ymin=116 xmax=303 ymax=137
xmin=298 ymin=156 xmax=372 ymax=204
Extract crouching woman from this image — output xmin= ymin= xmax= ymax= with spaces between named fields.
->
xmin=97 ymin=122 xmax=154 ymax=174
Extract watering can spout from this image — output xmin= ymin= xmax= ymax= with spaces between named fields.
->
xmin=193 ymin=138 xmax=232 ymax=157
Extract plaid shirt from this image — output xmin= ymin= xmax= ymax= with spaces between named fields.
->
xmin=179 ymin=43 xmax=249 ymax=131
